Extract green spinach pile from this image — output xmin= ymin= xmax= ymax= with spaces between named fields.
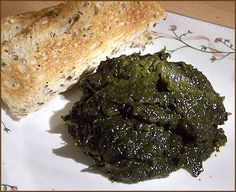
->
xmin=63 ymin=50 xmax=228 ymax=183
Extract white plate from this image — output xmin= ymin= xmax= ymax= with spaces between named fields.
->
xmin=1 ymin=12 xmax=235 ymax=190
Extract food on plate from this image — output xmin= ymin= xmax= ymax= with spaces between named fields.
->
xmin=63 ymin=49 xmax=228 ymax=183
xmin=1 ymin=1 xmax=165 ymax=117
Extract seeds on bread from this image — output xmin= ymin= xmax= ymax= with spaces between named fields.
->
xmin=1 ymin=1 xmax=165 ymax=117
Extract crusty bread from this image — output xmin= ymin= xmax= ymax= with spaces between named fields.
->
xmin=1 ymin=1 xmax=165 ymax=117
xmin=1 ymin=4 xmax=62 ymax=43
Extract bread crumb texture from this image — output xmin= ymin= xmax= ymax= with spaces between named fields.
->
xmin=1 ymin=1 xmax=165 ymax=116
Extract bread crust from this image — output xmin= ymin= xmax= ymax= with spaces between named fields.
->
xmin=1 ymin=3 xmax=64 ymax=43
xmin=1 ymin=1 xmax=165 ymax=116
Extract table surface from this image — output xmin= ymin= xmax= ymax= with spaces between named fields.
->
xmin=0 ymin=1 xmax=235 ymax=28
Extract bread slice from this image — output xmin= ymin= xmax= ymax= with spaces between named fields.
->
xmin=1 ymin=1 xmax=165 ymax=117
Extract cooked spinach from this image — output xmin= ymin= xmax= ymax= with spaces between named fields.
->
xmin=63 ymin=49 xmax=228 ymax=183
